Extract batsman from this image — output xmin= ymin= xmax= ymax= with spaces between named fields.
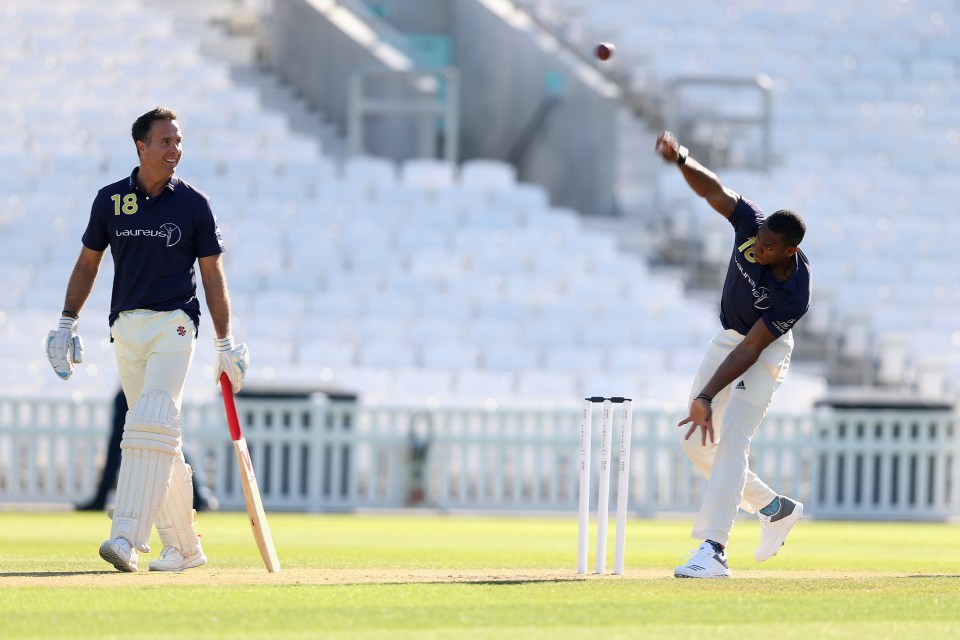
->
xmin=655 ymin=131 xmax=810 ymax=579
xmin=46 ymin=107 xmax=249 ymax=572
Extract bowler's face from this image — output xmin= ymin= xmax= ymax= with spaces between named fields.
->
xmin=753 ymin=222 xmax=795 ymax=266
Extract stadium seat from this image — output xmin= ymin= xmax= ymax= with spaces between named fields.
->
xmin=364 ymin=293 xmax=421 ymax=318
xmin=495 ymin=184 xmax=550 ymax=215
xmin=420 ymin=341 xmax=480 ymax=370
xmin=522 ymin=319 xmax=579 ymax=350
xmin=517 ymin=369 xmax=578 ymax=399
xmin=354 ymin=315 xmax=411 ymax=343
xmin=476 ymin=299 xmax=533 ymax=323
xmin=607 ymin=346 xmax=670 ymax=375
xmin=342 ymin=156 xmax=397 ymax=192
xmin=407 ymin=248 xmax=466 ymax=279
xmin=400 ymin=157 xmax=457 ymax=190
xmin=483 ymin=345 xmax=540 ymax=372
xmin=410 ymin=317 xmax=465 ymax=346
xmin=419 ymin=293 xmax=476 ymax=321
xmin=460 ymin=159 xmax=516 ymax=191
xmin=453 ymin=369 xmax=517 ymax=400
xmin=391 ymin=367 xmax=454 ymax=402
xmin=356 ymin=340 xmax=418 ymax=369
xmin=383 ymin=272 xmax=445 ymax=297
xmin=300 ymin=340 xmax=357 ymax=367
xmin=465 ymin=317 xmax=521 ymax=348
xmin=543 ymin=346 xmax=605 ymax=373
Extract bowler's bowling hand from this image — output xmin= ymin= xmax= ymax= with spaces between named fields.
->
xmin=678 ymin=398 xmax=714 ymax=446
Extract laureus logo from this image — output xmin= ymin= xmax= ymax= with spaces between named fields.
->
xmin=116 ymin=222 xmax=182 ymax=247
xmin=160 ymin=222 xmax=182 ymax=247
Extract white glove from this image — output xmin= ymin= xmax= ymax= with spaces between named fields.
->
xmin=215 ymin=335 xmax=249 ymax=392
xmin=46 ymin=316 xmax=84 ymax=380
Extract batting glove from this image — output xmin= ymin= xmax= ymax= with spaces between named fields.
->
xmin=214 ymin=335 xmax=249 ymax=392
xmin=46 ymin=316 xmax=84 ymax=380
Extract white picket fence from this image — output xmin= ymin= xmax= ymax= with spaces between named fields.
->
xmin=1 ymin=395 xmax=959 ymax=520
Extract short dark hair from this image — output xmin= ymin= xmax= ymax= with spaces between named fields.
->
xmin=131 ymin=106 xmax=178 ymax=146
xmin=765 ymin=209 xmax=806 ymax=247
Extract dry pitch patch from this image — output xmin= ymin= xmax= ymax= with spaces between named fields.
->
xmin=0 ymin=567 xmax=933 ymax=588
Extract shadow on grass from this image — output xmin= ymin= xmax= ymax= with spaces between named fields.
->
xmin=0 ymin=571 xmax=120 ymax=578
xmin=458 ymin=578 xmax=584 ymax=585
xmin=367 ymin=577 xmax=587 ymax=587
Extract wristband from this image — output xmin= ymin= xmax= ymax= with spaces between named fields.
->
xmin=62 ymin=310 xmax=78 ymax=319
xmin=694 ymin=393 xmax=712 ymax=405
xmin=677 ymin=145 xmax=688 ymax=166
xmin=215 ymin=336 xmax=235 ymax=352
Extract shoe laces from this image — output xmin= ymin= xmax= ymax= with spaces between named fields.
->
xmin=158 ymin=546 xmax=183 ymax=561
xmin=679 ymin=549 xmax=702 ymax=565
xmin=681 ymin=543 xmax=721 ymax=565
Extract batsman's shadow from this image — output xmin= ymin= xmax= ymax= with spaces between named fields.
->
xmin=0 ymin=570 xmax=120 ymax=578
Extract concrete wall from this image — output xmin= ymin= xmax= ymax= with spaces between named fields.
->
xmin=269 ymin=0 xmax=621 ymax=215
xmin=362 ymin=0 xmax=453 ymax=33
xmin=452 ymin=0 xmax=620 ymax=215
xmin=269 ymin=0 xmax=426 ymax=159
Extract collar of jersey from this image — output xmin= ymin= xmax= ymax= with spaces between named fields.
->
xmin=127 ymin=167 xmax=180 ymax=194
xmin=770 ymin=253 xmax=803 ymax=291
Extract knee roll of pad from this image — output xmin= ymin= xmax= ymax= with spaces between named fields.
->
xmin=120 ymin=389 xmax=182 ymax=452
xmin=111 ymin=390 xmax=182 ymax=552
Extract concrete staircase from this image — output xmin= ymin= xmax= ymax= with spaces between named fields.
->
xmin=150 ymin=0 xmax=350 ymax=159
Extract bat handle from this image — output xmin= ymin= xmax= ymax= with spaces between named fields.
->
xmin=220 ymin=372 xmax=243 ymax=441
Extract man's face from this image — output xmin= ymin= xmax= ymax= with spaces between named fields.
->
xmin=138 ymin=119 xmax=182 ymax=177
xmin=753 ymin=222 xmax=797 ymax=266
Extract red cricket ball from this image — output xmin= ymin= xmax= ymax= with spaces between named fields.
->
xmin=595 ymin=42 xmax=615 ymax=61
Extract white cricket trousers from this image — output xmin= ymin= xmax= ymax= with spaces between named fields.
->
xmin=110 ymin=309 xmax=198 ymax=553
xmin=681 ymin=328 xmax=793 ymax=546
xmin=111 ymin=309 xmax=196 ymax=408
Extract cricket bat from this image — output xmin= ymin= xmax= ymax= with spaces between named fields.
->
xmin=220 ymin=372 xmax=281 ymax=573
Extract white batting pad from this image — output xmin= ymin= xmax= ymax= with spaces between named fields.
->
xmin=111 ymin=390 xmax=181 ymax=552
xmin=154 ymin=457 xmax=201 ymax=557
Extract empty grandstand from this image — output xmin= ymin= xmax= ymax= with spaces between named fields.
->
xmin=3 ymin=0 xmax=960 ymax=517
xmin=0 ymin=0 xmax=838 ymax=411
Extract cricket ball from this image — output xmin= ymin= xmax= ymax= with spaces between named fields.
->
xmin=595 ymin=42 xmax=615 ymax=61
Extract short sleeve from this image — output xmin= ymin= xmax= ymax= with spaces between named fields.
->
xmin=194 ymin=195 xmax=225 ymax=258
xmin=762 ymin=302 xmax=807 ymax=336
xmin=81 ymin=193 xmax=110 ymax=252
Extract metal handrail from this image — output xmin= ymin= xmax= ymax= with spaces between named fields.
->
xmin=666 ymin=75 xmax=774 ymax=171
xmin=347 ymin=67 xmax=460 ymax=161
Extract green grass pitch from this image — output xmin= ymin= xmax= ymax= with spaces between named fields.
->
xmin=1 ymin=511 xmax=958 ymax=639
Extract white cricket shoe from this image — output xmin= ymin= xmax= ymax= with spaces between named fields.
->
xmin=755 ymin=496 xmax=803 ymax=562
xmin=674 ymin=541 xmax=731 ymax=579
xmin=99 ymin=537 xmax=139 ymax=573
xmin=149 ymin=544 xmax=207 ymax=572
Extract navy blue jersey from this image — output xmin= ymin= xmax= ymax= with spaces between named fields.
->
xmin=82 ymin=168 xmax=225 ymax=330
xmin=719 ymin=198 xmax=811 ymax=336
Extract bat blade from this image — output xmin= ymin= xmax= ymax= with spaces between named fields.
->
xmin=233 ymin=437 xmax=281 ymax=573
xmin=221 ymin=373 xmax=281 ymax=573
